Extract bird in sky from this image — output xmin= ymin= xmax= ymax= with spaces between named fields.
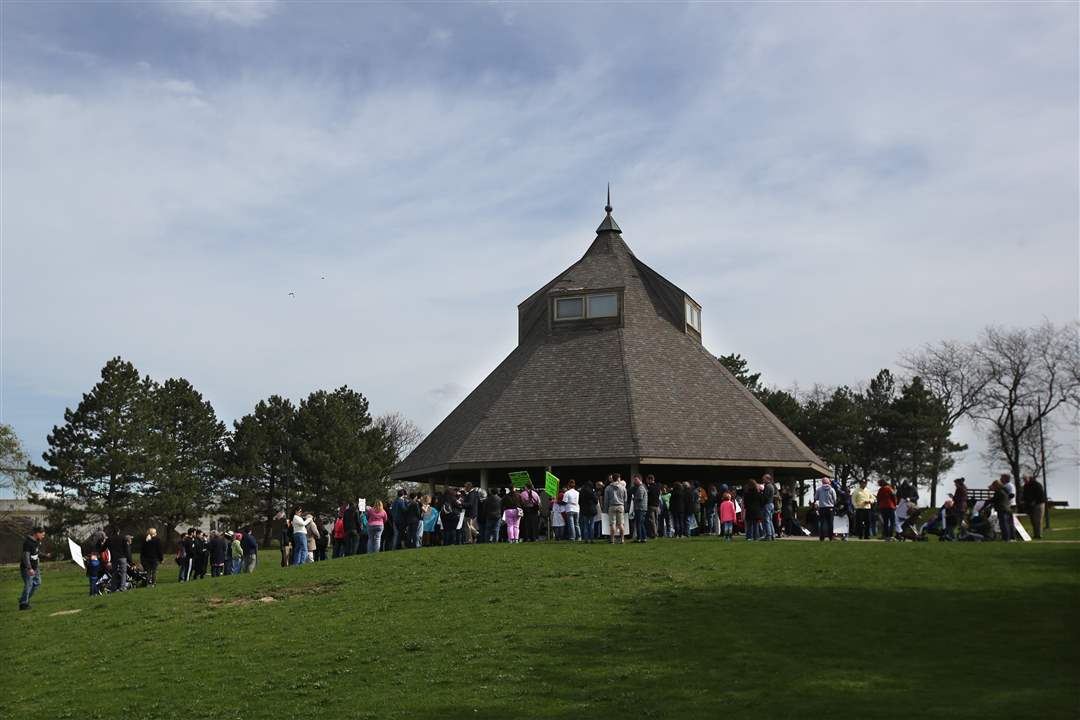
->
xmin=288 ymin=292 xmax=295 ymax=297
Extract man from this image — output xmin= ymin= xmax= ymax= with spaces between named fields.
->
xmin=814 ymin=478 xmax=837 ymax=541
xmin=578 ymin=480 xmax=598 ymax=543
xmin=852 ymin=480 xmax=874 ymax=540
xmin=562 ymin=480 xmax=580 ymax=542
xmin=208 ymin=530 xmax=227 ymax=576
xmin=668 ymin=481 xmax=686 ymax=538
xmin=482 ymin=489 xmax=503 ymax=543
xmin=877 ymin=479 xmax=898 ymax=541
xmin=463 ymin=483 xmax=480 ymax=544
xmin=631 ymin=475 xmax=648 ymax=543
xmin=645 ymin=475 xmax=661 ymax=538
xmin=18 ymin=526 xmax=45 ymax=610
xmin=1022 ymin=474 xmax=1046 ymax=540
xmin=604 ymin=475 xmax=627 ymax=544
xmin=106 ymin=526 xmax=132 ymax=591
xmin=241 ymin=526 xmax=258 ymax=573
xmin=952 ymin=478 xmax=969 ymax=535
xmin=998 ymin=473 xmax=1016 ymax=541
xmin=519 ymin=483 xmax=541 ymax=542
xmin=405 ymin=494 xmax=423 ymax=549
xmin=194 ymin=530 xmax=209 ymax=578
xmin=390 ymin=489 xmax=409 ymax=550
xmin=761 ymin=474 xmax=777 ymax=541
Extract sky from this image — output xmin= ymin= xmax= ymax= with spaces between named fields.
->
xmin=2 ymin=2 xmax=1078 ymax=506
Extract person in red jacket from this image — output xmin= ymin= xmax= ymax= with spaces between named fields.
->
xmin=877 ymin=480 xmax=898 ymax=541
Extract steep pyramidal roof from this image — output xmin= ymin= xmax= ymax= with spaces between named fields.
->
xmin=392 ymin=200 xmax=828 ymax=479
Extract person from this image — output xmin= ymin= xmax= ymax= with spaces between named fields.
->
xmin=209 ymin=530 xmax=227 ymax=577
xmin=332 ymin=510 xmax=347 ymax=558
xmin=141 ymin=528 xmax=164 ymax=585
xmin=366 ymin=500 xmax=387 ymax=553
xmin=562 ymin=480 xmax=580 ymax=542
xmin=951 ymin=478 xmax=969 ymax=536
xmin=660 ymin=484 xmax=673 ymax=537
xmin=464 ymin=484 xmax=481 ymax=544
xmin=814 ymin=478 xmax=837 ymax=541
xmin=668 ymin=481 xmax=686 ymax=538
xmin=422 ymin=497 xmax=440 ymax=546
xmin=107 ymin=526 xmax=132 ymax=591
xmin=343 ymin=502 xmax=360 ymax=556
xmin=997 ymin=473 xmax=1016 ymax=541
xmin=193 ymin=530 xmax=208 ymax=579
xmin=482 ymin=489 xmax=503 ymax=543
xmin=291 ymin=506 xmax=308 ymax=565
xmin=178 ymin=529 xmax=194 ymax=581
xmin=1022 ymin=474 xmax=1046 ymax=540
xmin=441 ymin=491 xmax=463 ymax=546
xmin=604 ymin=475 xmax=627 ymax=544
xmin=631 ymin=476 xmax=648 ymax=543
xmin=991 ymin=480 xmax=1011 ymax=541
xmin=305 ymin=514 xmax=321 ymax=562
xmin=390 ymin=489 xmax=409 ymax=550
xmin=313 ymin=515 xmax=329 ymax=561
xmin=877 ymin=479 xmax=898 ymax=541
xmin=230 ymin=533 xmax=243 ymax=574
xmin=852 ymin=480 xmax=874 ymax=540
xmin=241 ymin=527 xmax=258 ymax=573
xmin=279 ymin=516 xmax=293 ymax=568
xmin=86 ymin=550 xmax=103 ymax=596
xmin=743 ymin=480 xmax=762 ymax=541
xmin=578 ymin=480 xmax=598 ymax=543
xmin=645 ymin=475 xmax=661 ymax=538
xmin=761 ymin=475 xmax=777 ymax=541
xmin=502 ymin=487 xmax=522 ymax=543
xmin=520 ymin=483 xmax=541 ymax=542
xmin=18 ymin=526 xmax=46 ymax=610
xmin=404 ymin=495 xmax=423 ymax=549
xmin=719 ymin=492 xmax=736 ymax=541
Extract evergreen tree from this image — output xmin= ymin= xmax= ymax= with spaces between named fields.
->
xmin=29 ymin=357 xmax=155 ymax=529
xmin=291 ymin=386 xmax=395 ymax=517
xmin=717 ymin=353 xmax=764 ymax=396
xmin=220 ymin=395 xmax=298 ymax=545
xmin=144 ymin=378 xmax=227 ymax=541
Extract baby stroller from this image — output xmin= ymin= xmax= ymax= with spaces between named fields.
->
xmin=95 ymin=564 xmax=150 ymax=593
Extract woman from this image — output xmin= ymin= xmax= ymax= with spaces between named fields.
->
xmin=290 ymin=506 xmax=307 ymax=566
xmin=502 ymin=486 xmax=522 ymax=543
xmin=421 ymin=497 xmax=439 ymax=547
xmin=279 ymin=516 xmax=293 ymax=567
xmin=304 ymin=514 xmax=321 ymax=563
xmin=743 ymin=479 xmax=762 ymax=540
xmin=141 ymin=528 xmax=164 ymax=586
xmin=366 ymin=501 xmax=387 ymax=553
xmin=441 ymin=490 xmax=462 ymax=546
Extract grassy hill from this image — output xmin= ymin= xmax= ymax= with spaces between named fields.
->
xmin=2 ymin=538 xmax=1078 ymax=720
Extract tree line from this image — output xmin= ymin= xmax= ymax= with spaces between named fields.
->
xmin=26 ymin=357 xmax=422 ymax=545
xmin=720 ymin=320 xmax=1079 ymax=507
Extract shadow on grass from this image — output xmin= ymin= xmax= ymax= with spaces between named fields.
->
xmin=418 ymin=582 xmax=1080 ymax=720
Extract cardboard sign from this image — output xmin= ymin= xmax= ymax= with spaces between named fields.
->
xmin=357 ymin=498 xmax=367 ymax=513
xmin=508 ymin=471 xmax=531 ymax=489
xmin=68 ymin=537 xmax=85 ymax=569
xmin=544 ymin=471 xmax=560 ymax=498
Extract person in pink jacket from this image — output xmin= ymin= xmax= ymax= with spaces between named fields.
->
xmin=719 ymin=492 xmax=737 ymax=542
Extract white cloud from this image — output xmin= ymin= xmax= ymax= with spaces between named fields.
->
xmin=165 ymin=1 xmax=278 ymax=27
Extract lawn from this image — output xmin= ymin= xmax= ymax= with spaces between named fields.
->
xmin=2 ymin=538 xmax=1078 ymax=720
xmin=1020 ymin=508 xmax=1080 ymax=540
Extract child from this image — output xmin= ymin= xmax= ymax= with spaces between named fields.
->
xmin=86 ymin=551 xmax=103 ymax=595
xmin=719 ymin=492 xmax=736 ymax=542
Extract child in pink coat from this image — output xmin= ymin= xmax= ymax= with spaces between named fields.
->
xmin=719 ymin=492 xmax=736 ymax=542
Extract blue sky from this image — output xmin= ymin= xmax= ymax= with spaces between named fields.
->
xmin=2 ymin=1 xmax=1078 ymax=505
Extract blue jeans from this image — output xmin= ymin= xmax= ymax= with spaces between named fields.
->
xmin=564 ymin=512 xmax=580 ymax=541
xmin=580 ymin=514 xmax=595 ymax=541
xmin=232 ymin=558 xmax=242 ymax=575
xmin=635 ymin=515 xmax=648 ymax=541
xmin=367 ymin=526 xmax=383 ymax=554
xmin=292 ymin=533 xmax=307 ymax=565
xmin=763 ymin=502 xmax=776 ymax=540
xmin=485 ymin=519 xmax=500 ymax=544
xmin=19 ymin=568 xmax=40 ymax=607
xmin=818 ymin=507 xmax=835 ymax=540
xmin=721 ymin=521 xmax=733 ymax=539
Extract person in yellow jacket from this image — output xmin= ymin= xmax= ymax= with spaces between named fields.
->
xmin=852 ymin=480 xmax=875 ymax=540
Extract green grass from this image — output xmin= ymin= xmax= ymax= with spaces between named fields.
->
xmin=2 ymin=539 xmax=1078 ymax=720
xmin=1021 ymin=508 xmax=1080 ymax=540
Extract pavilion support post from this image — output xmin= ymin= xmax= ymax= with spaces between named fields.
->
xmin=480 ymin=469 xmax=488 ymax=493
xmin=630 ymin=463 xmax=640 ymax=480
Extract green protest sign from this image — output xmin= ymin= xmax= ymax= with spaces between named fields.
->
xmin=508 ymin=471 xmax=531 ymax=489
xmin=544 ymin=470 xmax=560 ymax=498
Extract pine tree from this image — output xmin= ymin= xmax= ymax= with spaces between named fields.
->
xmin=144 ymin=378 xmax=227 ymax=542
xmin=29 ymin=357 xmax=155 ymax=529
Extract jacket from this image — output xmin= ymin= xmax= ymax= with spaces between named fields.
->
xmin=140 ymin=536 xmax=164 ymax=565
xmin=579 ymin=486 xmax=598 ymax=515
xmin=603 ymin=483 xmax=626 ymax=511
xmin=107 ymin=534 xmax=132 ymax=564
xmin=483 ymin=493 xmax=503 ymax=519
xmin=209 ymin=535 xmax=227 ymax=565
xmin=814 ymin=485 xmax=837 ymax=509
xmin=241 ymin=532 xmax=258 ymax=556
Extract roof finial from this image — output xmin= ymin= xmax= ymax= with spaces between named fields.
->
xmin=596 ymin=182 xmax=622 ymax=234
xmin=605 ymin=183 xmax=613 ymax=214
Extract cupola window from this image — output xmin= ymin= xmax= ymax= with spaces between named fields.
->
xmin=685 ymin=299 xmax=701 ymax=332
xmin=554 ymin=292 xmax=620 ymax=321
xmin=587 ymin=293 xmax=618 ymax=318
xmin=555 ymin=297 xmax=585 ymax=320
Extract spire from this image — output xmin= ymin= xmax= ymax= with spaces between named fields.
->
xmin=596 ymin=183 xmax=622 ymax=234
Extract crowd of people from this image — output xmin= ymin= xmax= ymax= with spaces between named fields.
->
xmin=14 ymin=470 xmax=1049 ymax=610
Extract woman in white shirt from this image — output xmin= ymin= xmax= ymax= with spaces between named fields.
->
xmin=290 ymin=507 xmax=307 ymax=565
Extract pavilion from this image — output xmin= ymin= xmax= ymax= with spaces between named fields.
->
xmin=391 ymin=194 xmax=829 ymax=492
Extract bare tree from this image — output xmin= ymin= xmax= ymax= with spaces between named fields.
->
xmin=0 ymin=423 xmax=33 ymax=535
xmin=971 ymin=321 xmax=1080 ymax=485
xmin=900 ymin=339 xmax=990 ymax=504
xmin=375 ymin=412 xmax=425 ymax=461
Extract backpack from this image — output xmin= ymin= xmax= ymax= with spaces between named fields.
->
xmin=333 ymin=518 xmax=346 ymax=540
xmin=175 ymin=544 xmax=187 ymax=564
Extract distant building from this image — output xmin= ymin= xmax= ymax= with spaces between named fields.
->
xmin=391 ymin=196 xmax=828 ymax=491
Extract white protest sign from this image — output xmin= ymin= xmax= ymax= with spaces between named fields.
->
xmin=600 ymin=512 xmax=631 ymax=536
xmin=357 ymin=498 xmax=367 ymax=512
xmin=68 ymin=537 xmax=85 ymax=569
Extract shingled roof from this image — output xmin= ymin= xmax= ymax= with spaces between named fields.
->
xmin=391 ymin=201 xmax=829 ymax=480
